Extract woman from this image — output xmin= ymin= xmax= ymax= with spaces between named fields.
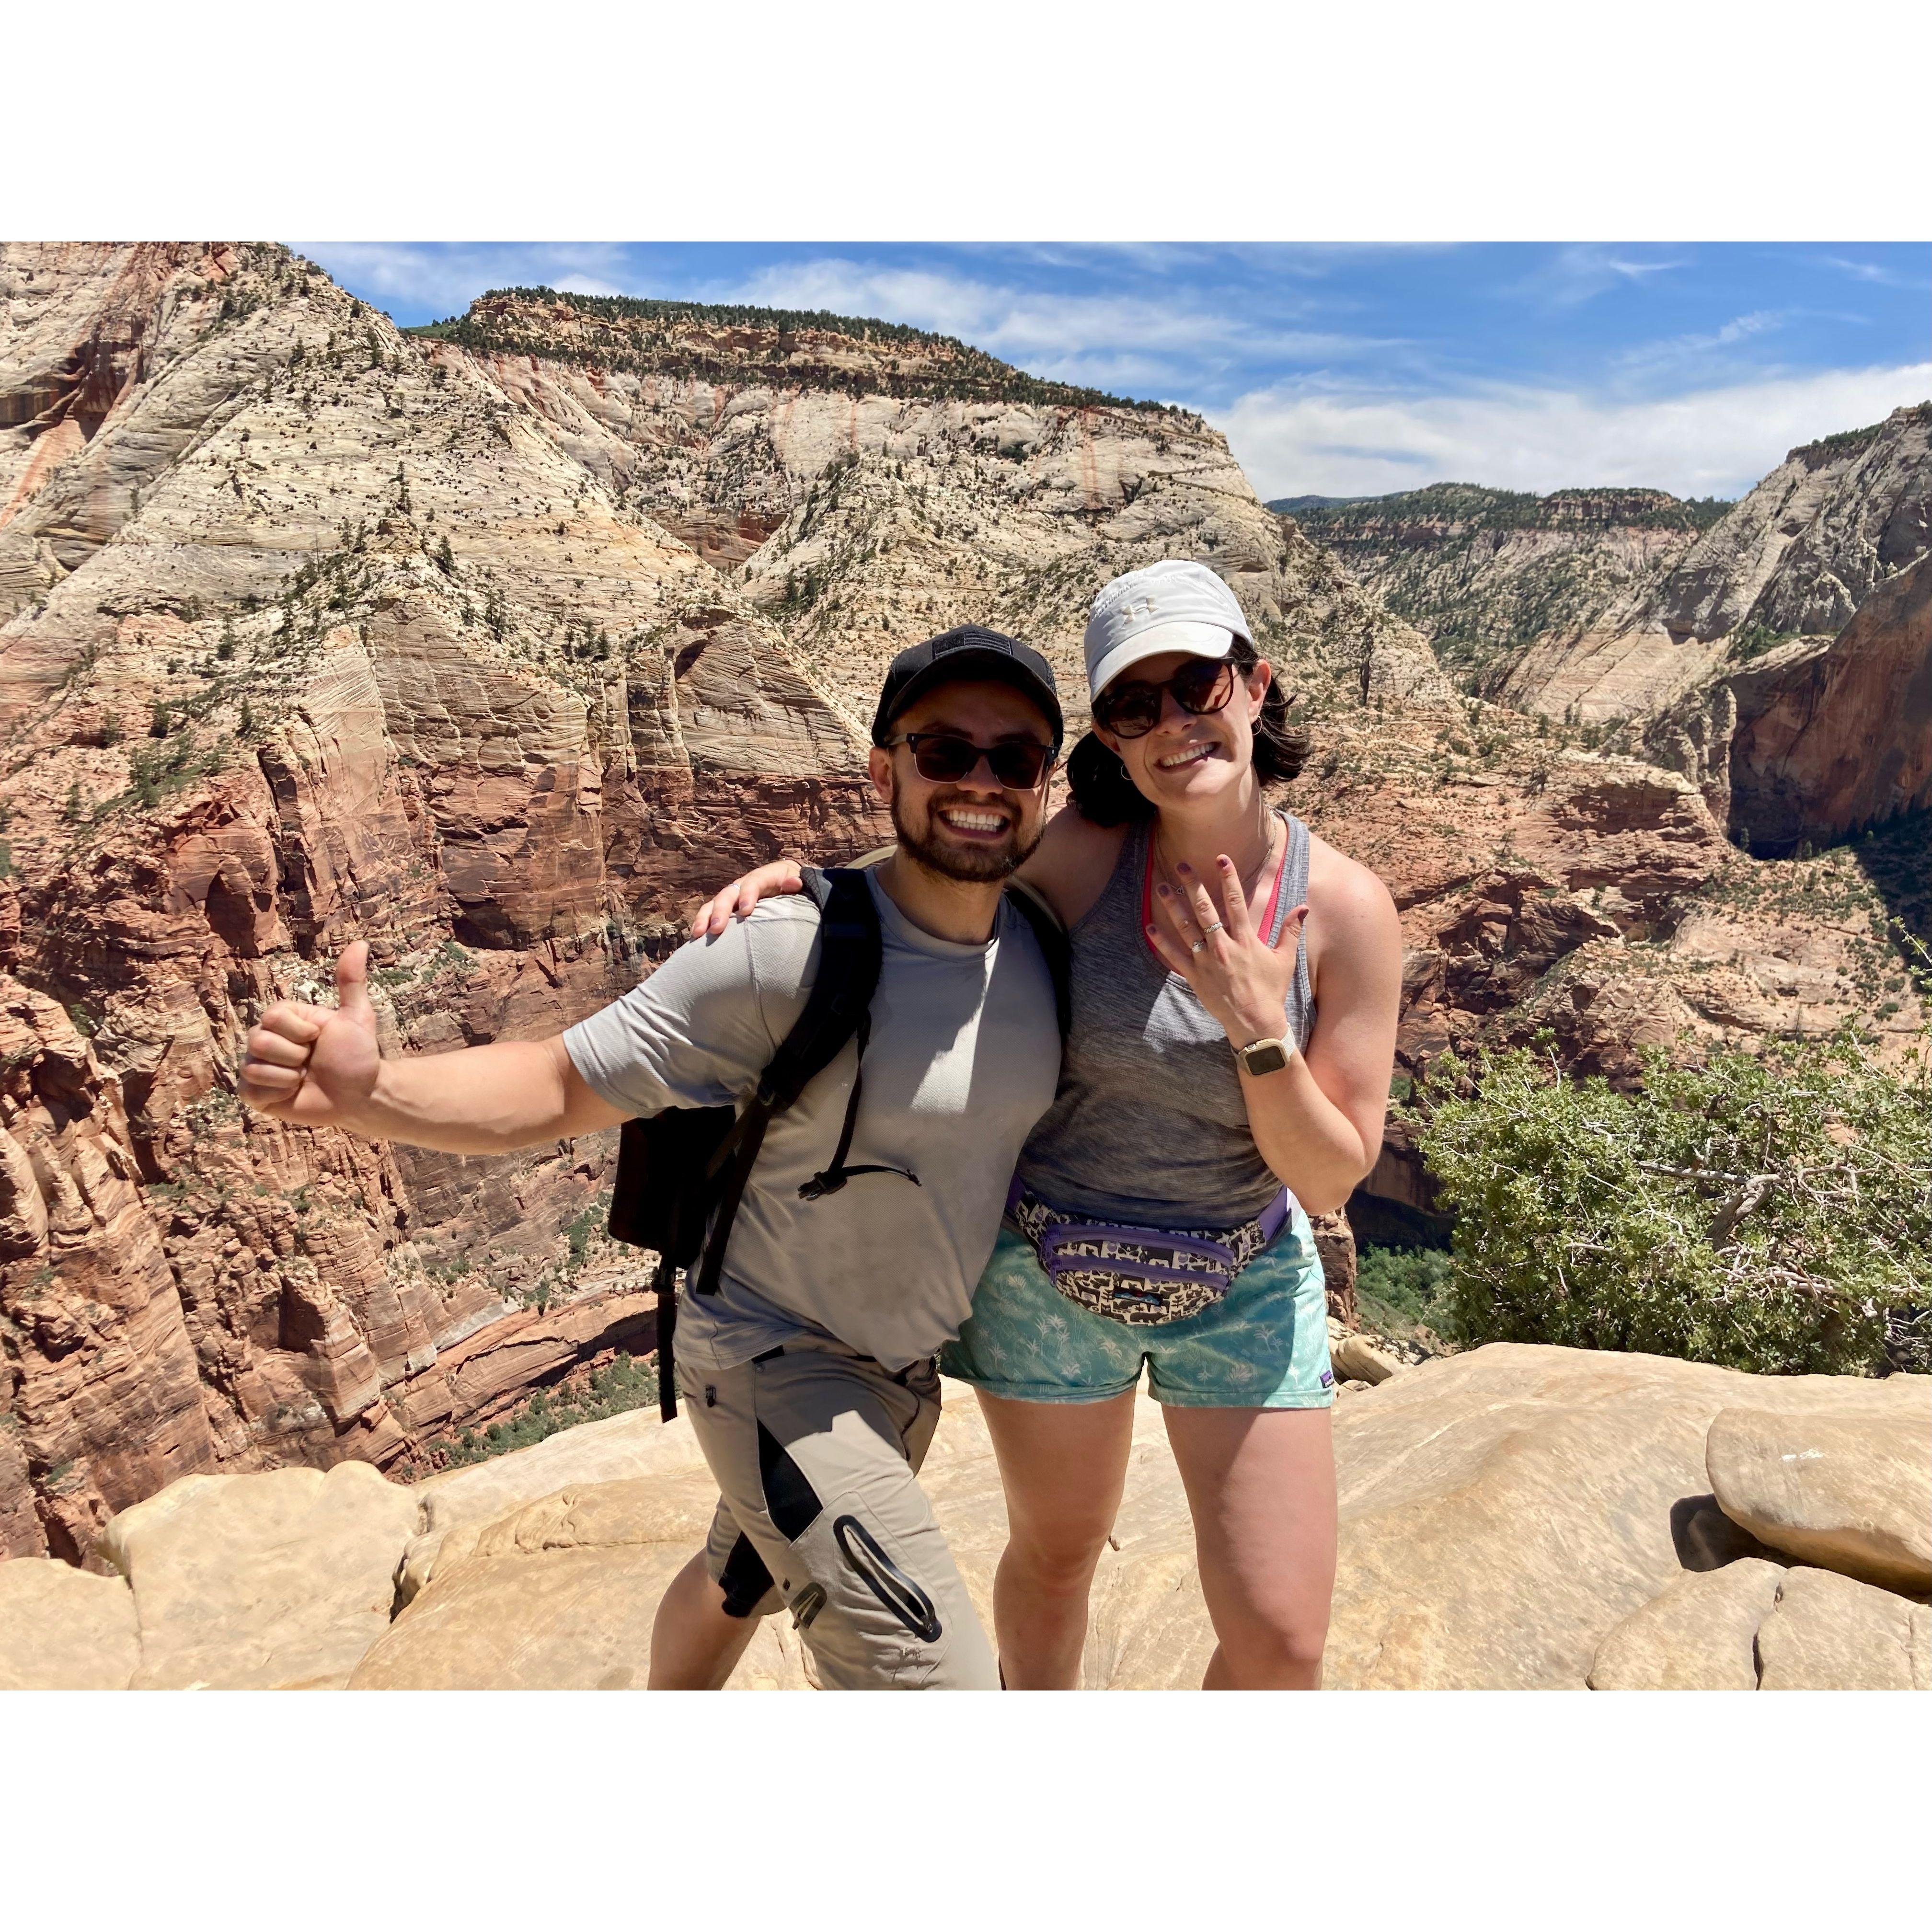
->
xmin=690 ymin=558 xmax=1403 ymax=1687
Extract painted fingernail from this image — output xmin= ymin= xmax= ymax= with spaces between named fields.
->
xmin=1176 ymin=862 xmax=1192 ymax=874
xmin=1219 ymin=856 xmax=1234 ymax=869
xmin=1156 ymin=883 xmax=1171 ymax=898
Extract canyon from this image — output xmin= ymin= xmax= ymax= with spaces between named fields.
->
xmin=1286 ymin=403 xmax=1930 ymax=726
xmin=0 ymin=245 xmax=884 ymax=1556
xmin=1 ymin=246 xmax=1926 ymax=1565
xmin=1283 ymin=484 xmax=1729 ymax=699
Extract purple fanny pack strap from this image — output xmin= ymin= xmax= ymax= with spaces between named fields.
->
xmin=1256 ymin=1186 xmax=1293 ymax=1246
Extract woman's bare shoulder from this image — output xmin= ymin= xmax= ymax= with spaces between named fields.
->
xmin=1019 ymin=805 xmax=1129 ymax=926
xmin=1303 ymin=828 xmax=1400 ymax=958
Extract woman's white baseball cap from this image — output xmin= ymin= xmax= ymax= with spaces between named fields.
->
xmin=1083 ymin=559 xmax=1253 ymax=699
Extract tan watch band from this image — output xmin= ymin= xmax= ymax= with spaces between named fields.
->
xmin=1235 ymin=1035 xmax=1293 ymax=1077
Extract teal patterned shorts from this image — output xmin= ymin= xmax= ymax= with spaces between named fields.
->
xmin=941 ymin=1213 xmax=1335 ymax=1409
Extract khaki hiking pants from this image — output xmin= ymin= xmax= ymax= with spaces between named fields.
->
xmin=683 ymin=1335 xmax=997 ymax=1690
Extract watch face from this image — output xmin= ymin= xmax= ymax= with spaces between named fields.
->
xmin=1241 ymin=1041 xmax=1289 ymax=1076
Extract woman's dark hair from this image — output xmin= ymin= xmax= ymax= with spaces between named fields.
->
xmin=1067 ymin=637 xmax=1309 ymax=825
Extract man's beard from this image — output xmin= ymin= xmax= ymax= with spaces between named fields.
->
xmin=891 ymin=788 xmax=1042 ymax=883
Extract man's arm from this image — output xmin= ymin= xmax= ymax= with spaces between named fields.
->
xmin=243 ymin=921 xmax=802 ymax=1153
xmin=239 ymin=942 xmax=630 ymax=1152
xmin=1011 ymin=802 xmax=1126 ymax=928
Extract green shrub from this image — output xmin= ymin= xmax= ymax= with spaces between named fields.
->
xmin=1356 ymin=1244 xmax=1458 ymax=1338
xmin=426 ymin=1352 xmax=659 ymax=1469
xmin=1410 ymin=1028 xmax=1931 ymax=1376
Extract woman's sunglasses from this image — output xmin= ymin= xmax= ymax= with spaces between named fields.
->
xmin=1092 ymin=657 xmax=1237 ymax=738
xmin=891 ymin=733 xmax=1056 ymax=789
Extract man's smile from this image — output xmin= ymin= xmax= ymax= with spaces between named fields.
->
xmin=934 ymin=805 xmax=1014 ymax=836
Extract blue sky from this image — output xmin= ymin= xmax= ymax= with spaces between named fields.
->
xmin=303 ymin=242 xmax=1931 ymax=503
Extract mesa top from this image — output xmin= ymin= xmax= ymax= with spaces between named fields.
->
xmin=1016 ymin=810 xmax=1315 ymax=1232
xmin=564 ymin=873 xmax=1062 ymax=1372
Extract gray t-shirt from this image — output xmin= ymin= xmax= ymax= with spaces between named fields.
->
xmin=564 ymin=873 xmax=1061 ymax=1372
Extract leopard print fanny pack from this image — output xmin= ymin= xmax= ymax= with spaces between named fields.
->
xmin=1007 ymin=1181 xmax=1296 ymax=1327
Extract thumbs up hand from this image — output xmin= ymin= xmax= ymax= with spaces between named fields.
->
xmin=240 ymin=941 xmax=385 ymax=1130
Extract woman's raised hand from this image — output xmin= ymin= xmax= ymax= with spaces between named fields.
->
xmin=1147 ymin=857 xmax=1308 ymax=1049
xmin=687 ymin=859 xmax=806 ymax=939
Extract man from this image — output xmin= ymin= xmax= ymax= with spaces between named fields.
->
xmin=239 ymin=627 xmax=1065 ymax=1690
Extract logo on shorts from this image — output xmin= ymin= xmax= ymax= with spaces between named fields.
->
xmin=1320 ymin=1369 xmax=1334 ymax=1388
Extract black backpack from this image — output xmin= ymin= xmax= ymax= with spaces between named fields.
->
xmin=607 ymin=865 xmax=1070 ymax=1420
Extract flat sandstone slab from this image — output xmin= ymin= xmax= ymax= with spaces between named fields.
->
xmin=0 ymin=1557 xmax=140 ymax=1690
xmin=100 ymin=1460 xmax=418 ymax=1690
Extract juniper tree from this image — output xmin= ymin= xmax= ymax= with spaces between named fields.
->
xmin=1410 ymin=1025 xmax=1932 ymax=1377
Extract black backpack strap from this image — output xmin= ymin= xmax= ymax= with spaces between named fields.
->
xmin=1003 ymin=878 xmax=1071 ymax=1038
xmin=797 ymin=1009 xmax=921 ymax=1199
xmin=651 ymin=1243 xmax=679 ymax=1422
xmin=690 ymin=867 xmax=887 ymax=1297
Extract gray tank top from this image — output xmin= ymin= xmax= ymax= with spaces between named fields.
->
xmin=1016 ymin=810 xmax=1315 ymax=1232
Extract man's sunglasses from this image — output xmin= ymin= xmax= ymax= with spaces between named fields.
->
xmin=1092 ymin=657 xmax=1237 ymax=738
xmin=890 ymin=733 xmax=1056 ymax=789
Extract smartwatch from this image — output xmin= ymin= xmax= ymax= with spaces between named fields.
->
xmin=1235 ymin=1036 xmax=1292 ymax=1077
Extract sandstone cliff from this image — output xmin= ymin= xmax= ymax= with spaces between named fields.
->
xmin=1283 ymin=484 xmax=1727 ymax=697
xmin=1722 ymin=552 xmax=1932 ymax=851
xmin=0 ymin=243 xmax=885 ymax=1556
xmin=1623 ymin=545 xmax=1930 ymax=857
xmin=1649 ymin=404 xmax=1932 ymax=646
xmin=1496 ymin=403 xmax=1931 ymax=721
xmin=424 ymin=289 xmax=1456 ymax=728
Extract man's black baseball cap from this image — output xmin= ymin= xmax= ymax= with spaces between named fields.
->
xmin=871 ymin=625 xmax=1064 ymax=750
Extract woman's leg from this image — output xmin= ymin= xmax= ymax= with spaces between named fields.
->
xmin=974 ymin=1387 xmax=1138 ymax=1688
xmin=1161 ymin=1404 xmax=1336 ymax=1689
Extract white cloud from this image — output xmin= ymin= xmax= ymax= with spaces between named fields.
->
xmin=1815 ymin=253 xmax=1932 ymax=291
xmin=295 ymin=242 xmax=634 ymax=316
xmin=1622 ymin=307 xmax=1781 ymax=359
xmin=1217 ymin=362 xmax=1932 ymax=502
xmin=1512 ymin=244 xmax=1689 ymax=310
